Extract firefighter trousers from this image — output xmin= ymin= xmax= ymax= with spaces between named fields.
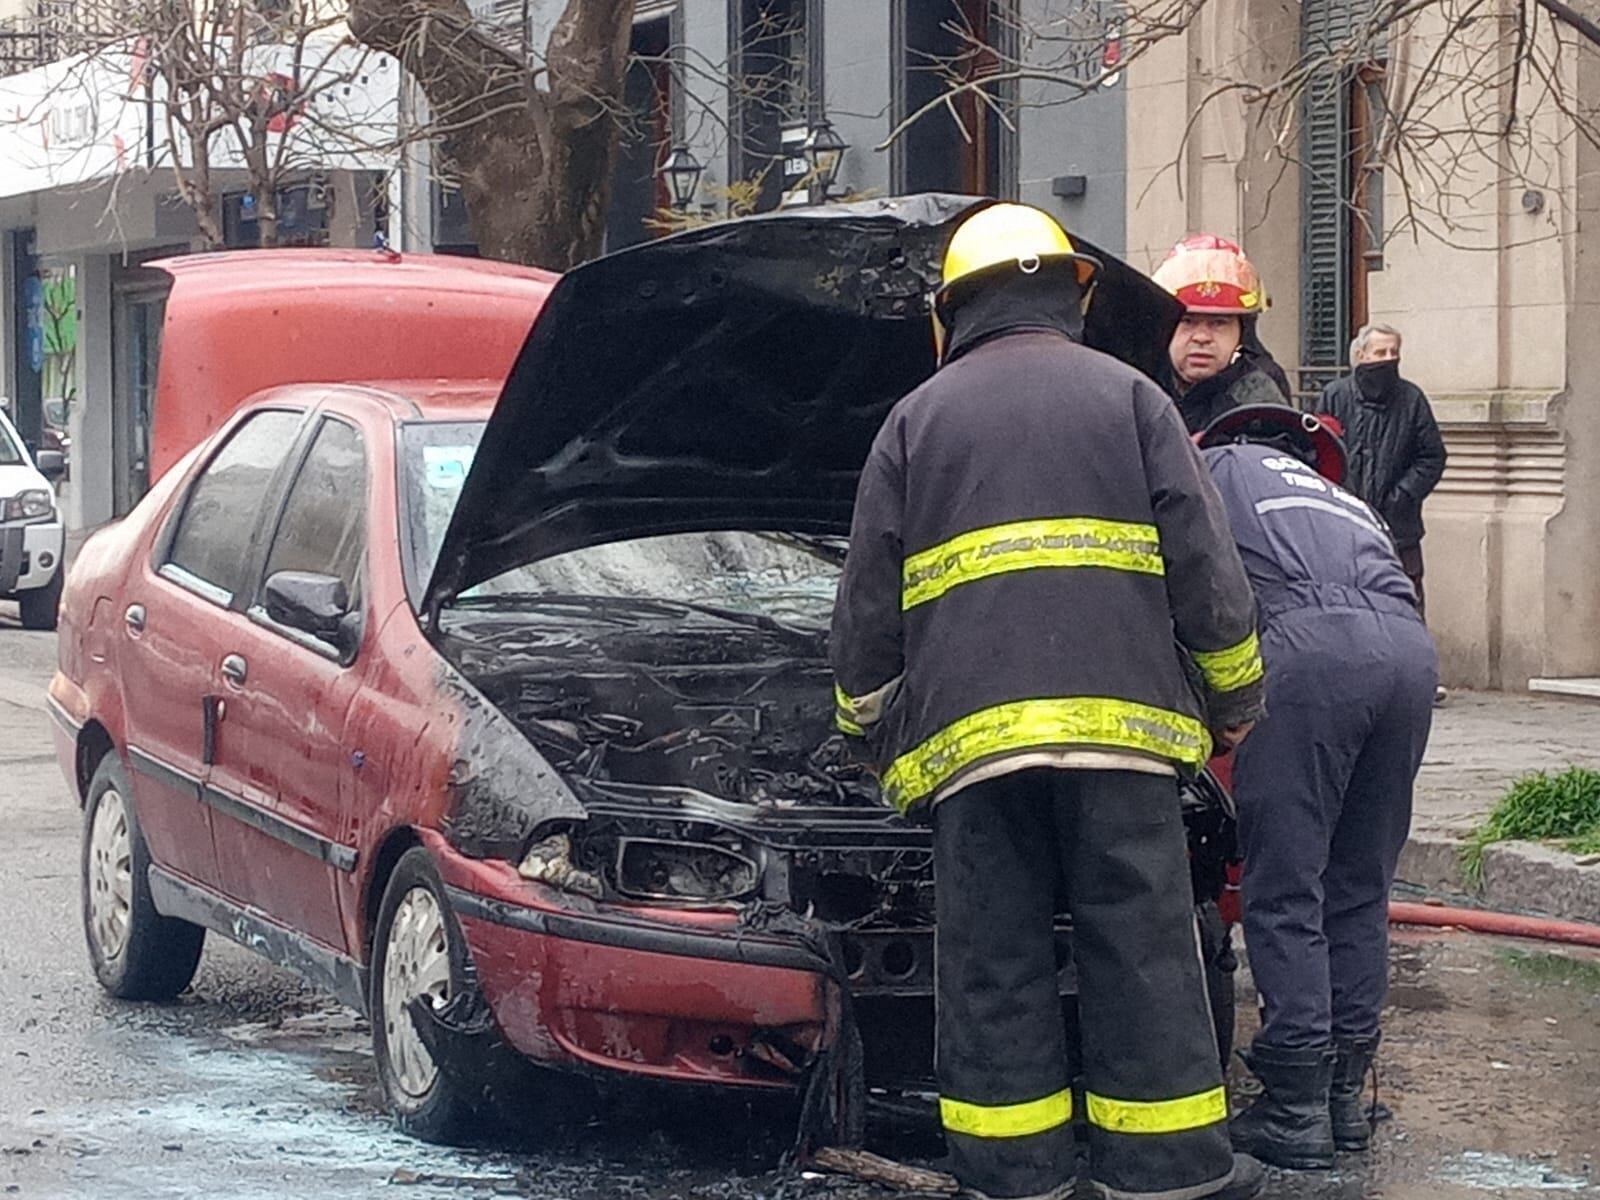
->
xmin=1233 ymin=600 xmax=1436 ymax=1050
xmin=932 ymin=768 xmax=1235 ymax=1200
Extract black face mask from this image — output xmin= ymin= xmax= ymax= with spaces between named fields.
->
xmin=1354 ymin=359 xmax=1400 ymax=401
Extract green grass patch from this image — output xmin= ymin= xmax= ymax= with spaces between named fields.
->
xmin=1461 ymin=766 xmax=1600 ymax=885
xmin=1497 ymin=949 xmax=1600 ymax=994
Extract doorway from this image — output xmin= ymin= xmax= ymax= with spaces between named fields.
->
xmin=111 ymin=258 xmax=172 ymax=515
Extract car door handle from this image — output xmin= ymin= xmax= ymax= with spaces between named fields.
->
xmin=221 ymin=654 xmax=248 ymax=687
xmin=124 ymin=604 xmax=146 ymax=636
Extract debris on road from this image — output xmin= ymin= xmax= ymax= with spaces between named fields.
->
xmin=809 ymin=1147 xmax=959 ymax=1194
xmin=388 ymin=1166 xmax=521 ymax=1189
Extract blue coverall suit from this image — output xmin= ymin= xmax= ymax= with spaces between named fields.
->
xmin=1202 ymin=443 xmax=1438 ymax=1050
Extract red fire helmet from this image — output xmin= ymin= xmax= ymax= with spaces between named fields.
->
xmin=1198 ymin=404 xmax=1347 ymax=485
xmin=1152 ymin=233 xmax=1266 ymax=316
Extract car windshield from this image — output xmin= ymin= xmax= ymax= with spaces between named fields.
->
xmin=0 ymin=418 xmax=25 ymax=467
xmin=400 ymin=421 xmax=843 ymax=625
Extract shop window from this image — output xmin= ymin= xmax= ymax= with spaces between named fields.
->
xmin=730 ymin=0 xmax=811 ymax=212
xmin=222 ymin=181 xmax=332 ymax=248
xmin=433 ymin=182 xmax=479 ymax=257
xmin=607 ymin=15 xmax=675 ymax=248
xmin=895 ymin=0 xmax=1015 ymax=197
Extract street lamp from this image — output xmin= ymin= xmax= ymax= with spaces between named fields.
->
xmin=802 ymin=118 xmax=849 ymax=202
xmin=660 ymin=144 xmax=705 ymax=211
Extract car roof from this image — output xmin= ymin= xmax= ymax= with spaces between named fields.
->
xmin=336 ymin=379 xmax=500 ymax=422
xmin=234 ymin=380 xmax=500 ymax=424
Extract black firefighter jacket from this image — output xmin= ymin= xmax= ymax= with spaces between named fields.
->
xmin=1319 ymin=374 xmax=1447 ymax=548
xmin=1170 ymin=350 xmax=1291 ymax=435
xmin=831 ymin=329 xmax=1267 ymax=814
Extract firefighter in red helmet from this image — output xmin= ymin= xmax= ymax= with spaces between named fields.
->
xmin=1153 ymin=235 xmax=1292 ymax=433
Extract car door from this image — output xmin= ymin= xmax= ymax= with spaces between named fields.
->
xmin=119 ymin=408 xmax=307 ymax=891
xmin=203 ymin=415 xmax=370 ymax=952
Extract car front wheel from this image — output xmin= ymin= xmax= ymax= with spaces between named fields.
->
xmin=81 ymin=754 xmax=205 ymax=999
xmin=372 ymin=847 xmax=481 ymax=1143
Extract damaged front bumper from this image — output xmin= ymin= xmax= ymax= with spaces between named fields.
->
xmin=428 ymin=833 xmax=842 ymax=1090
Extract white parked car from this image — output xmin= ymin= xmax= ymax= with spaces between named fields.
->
xmin=0 ymin=407 xmax=65 ymax=629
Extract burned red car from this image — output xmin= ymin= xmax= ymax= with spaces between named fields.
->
xmin=50 ymin=196 xmax=1239 ymax=1144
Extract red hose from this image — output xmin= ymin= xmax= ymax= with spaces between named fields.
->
xmin=1389 ymin=900 xmax=1600 ymax=948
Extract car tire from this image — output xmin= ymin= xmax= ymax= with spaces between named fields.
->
xmin=81 ymin=754 xmax=205 ymax=1000
xmin=19 ymin=570 xmax=62 ymax=631
xmin=371 ymin=847 xmax=480 ymax=1144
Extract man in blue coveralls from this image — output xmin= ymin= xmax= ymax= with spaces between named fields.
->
xmin=1195 ymin=405 xmax=1438 ymax=1171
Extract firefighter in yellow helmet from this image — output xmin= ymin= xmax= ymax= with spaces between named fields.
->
xmin=1153 ymin=234 xmax=1292 ymax=434
xmin=831 ymin=202 xmax=1269 ymax=1200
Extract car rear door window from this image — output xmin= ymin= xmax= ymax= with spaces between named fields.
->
xmin=262 ymin=418 xmax=368 ymax=602
xmin=166 ymin=409 xmax=304 ymax=602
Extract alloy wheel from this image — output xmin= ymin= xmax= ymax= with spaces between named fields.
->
xmin=87 ymin=789 xmax=134 ymax=963
xmin=382 ymin=886 xmax=453 ymax=1098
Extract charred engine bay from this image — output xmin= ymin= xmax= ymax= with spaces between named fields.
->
xmin=437 ymin=596 xmax=878 ymax=810
xmin=436 ymin=597 xmax=940 ymax=979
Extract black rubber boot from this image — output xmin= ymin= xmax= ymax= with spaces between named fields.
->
xmin=1331 ymin=1035 xmax=1381 ymax=1151
xmin=1089 ymin=1154 xmax=1266 ymax=1200
xmin=1228 ymin=1044 xmax=1337 ymax=1170
xmin=1204 ymin=1153 xmax=1267 ymax=1199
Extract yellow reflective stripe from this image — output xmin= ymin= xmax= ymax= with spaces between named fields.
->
xmin=1192 ymin=631 xmax=1264 ymax=694
xmin=1085 ymin=1086 xmax=1228 ymax=1136
xmin=902 ymin=518 xmax=1164 ymax=610
xmin=940 ymin=1088 xmax=1074 ymax=1139
xmin=883 ymin=697 xmax=1211 ymax=812
xmin=833 ymin=684 xmax=866 ymax=736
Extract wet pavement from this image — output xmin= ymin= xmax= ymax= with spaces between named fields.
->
xmin=2 ymin=614 xmax=1596 ymax=1197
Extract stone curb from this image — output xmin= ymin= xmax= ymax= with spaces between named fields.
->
xmin=1396 ymin=831 xmax=1600 ymax=925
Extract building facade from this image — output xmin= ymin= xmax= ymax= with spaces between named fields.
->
xmin=4 ymin=0 xmax=1591 ymax=689
xmin=401 ymin=0 xmax=1129 ymax=259
xmin=1125 ymin=0 xmax=1600 ymax=689
xmin=0 ymin=34 xmax=394 ymax=531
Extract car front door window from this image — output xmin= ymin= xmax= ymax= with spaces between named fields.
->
xmin=164 ymin=409 xmax=304 ymax=604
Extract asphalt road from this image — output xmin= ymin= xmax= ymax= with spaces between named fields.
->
xmin=1 ymin=612 xmax=1597 ymax=1198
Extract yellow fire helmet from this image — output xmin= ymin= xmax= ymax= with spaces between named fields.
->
xmin=932 ymin=203 xmax=1102 ymax=359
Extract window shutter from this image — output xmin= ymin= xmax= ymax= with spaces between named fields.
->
xmin=1299 ymin=0 xmax=1353 ymax=392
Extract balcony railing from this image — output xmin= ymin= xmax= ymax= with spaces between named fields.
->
xmin=0 ymin=19 xmax=59 ymax=77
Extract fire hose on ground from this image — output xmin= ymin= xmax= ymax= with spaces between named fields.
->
xmin=1389 ymin=900 xmax=1600 ymax=949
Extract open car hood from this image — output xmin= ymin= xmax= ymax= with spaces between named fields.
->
xmin=423 ymin=194 xmax=1182 ymax=611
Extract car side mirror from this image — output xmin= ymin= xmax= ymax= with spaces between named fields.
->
xmin=35 ymin=449 xmax=65 ymax=480
xmin=264 ymin=570 xmax=351 ymax=644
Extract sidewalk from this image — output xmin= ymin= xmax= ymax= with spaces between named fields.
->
xmin=1400 ymin=690 xmax=1600 ymax=923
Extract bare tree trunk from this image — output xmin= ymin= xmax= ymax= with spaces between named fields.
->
xmin=348 ymin=0 xmax=636 ymax=269
xmin=182 ymin=131 xmax=226 ymax=250
xmin=242 ymin=135 xmax=279 ymax=247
